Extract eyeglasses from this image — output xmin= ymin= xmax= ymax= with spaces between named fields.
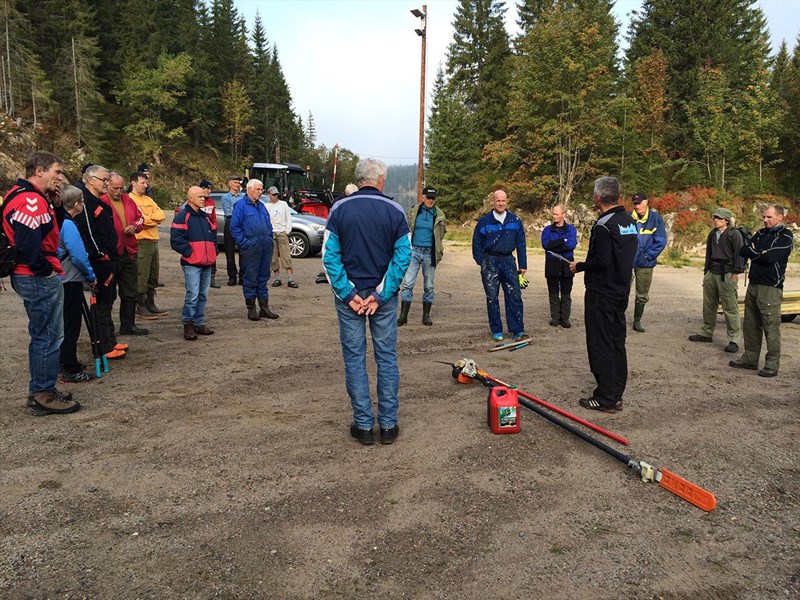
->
xmin=91 ymin=176 xmax=110 ymax=183
xmin=200 ymin=196 xmax=210 ymax=200
xmin=712 ymin=216 xmax=725 ymax=220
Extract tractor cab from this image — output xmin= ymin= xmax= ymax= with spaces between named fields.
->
xmin=249 ymin=162 xmax=332 ymax=219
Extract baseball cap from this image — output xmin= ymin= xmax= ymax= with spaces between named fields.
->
xmin=198 ymin=179 xmax=212 ymax=189
xmin=713 ymin=207 xmax=733 ymax=220
xmin=422 ymin=186 xmax=437 ymax=199
xmin=632 ymin=192 xmax=647 ymax=204
xmin=228 ymin=175 xmax=242 ymax=181
xmin=267 ymin=186 xmax=279 ymax=195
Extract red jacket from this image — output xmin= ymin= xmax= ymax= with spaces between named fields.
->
xmin=101 ymin=193 xmax=144 ymax=258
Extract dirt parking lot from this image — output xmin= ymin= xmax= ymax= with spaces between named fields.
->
xmin=1 ymin=234 xmax=798 ymax=599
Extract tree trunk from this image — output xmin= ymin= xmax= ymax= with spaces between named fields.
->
xmin=72 ymin=37 xmax=81 ymax=145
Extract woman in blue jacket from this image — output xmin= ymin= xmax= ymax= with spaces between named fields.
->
xmin=541 ymin=205 xmax=577 ymax=327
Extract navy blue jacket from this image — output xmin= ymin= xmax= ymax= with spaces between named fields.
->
xmin=632 ymin=207 xmax=667 ymax=268
xmin=170 ymin=205 xmax=217 ymax=267
xmin=472 ymin=211 xmax=527 ymax=269
xmin=541 ymin=222 xmax=577 ymax=278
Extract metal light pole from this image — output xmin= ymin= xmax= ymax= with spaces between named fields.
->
xmin=411 ymin=6 xmax=427 ymax=202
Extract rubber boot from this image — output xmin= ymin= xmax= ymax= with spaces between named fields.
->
xmin=119 ymin=300 xmax=149 ymax=335
xmin=422 ymin=302 xmax=433 ymax=326
xmin=210 ymin=277 xmax=220 ymax=289
xmin=257 ymin=297 xmax=279 ymax=319
xmin=246 ymin=298 xmax=260 ymax=321
xmin=397 ymin=301 xmax=411 ymax=326
xmin=136 ymin=293 xmax=158 ymax=320
xmin=548 ymin=294 xmax=560 ymax=326
xmin=146 ymin=288 xmax=168 ymax=316
xmin=560 ymin=295 xmax=572 ymax=328
xmin=633 ymin=301 xmax=645 ymax=332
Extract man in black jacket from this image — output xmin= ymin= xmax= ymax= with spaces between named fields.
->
xmin=729 ymin=204 xmax=793 ymax=377
xmin=570 ymin=177 xmax=638 ymax=412
xmin=74 ymin=164 xmax=124 ymax=360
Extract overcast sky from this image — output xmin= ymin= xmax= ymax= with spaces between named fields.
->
xmin=236 ymin=0 xmax=800 ymax=165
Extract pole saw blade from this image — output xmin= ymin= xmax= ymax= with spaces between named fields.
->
xmin=657 ymin=468 xmax=718 ymax=512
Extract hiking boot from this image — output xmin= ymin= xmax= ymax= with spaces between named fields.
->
xmin=184 ymin=322 xmax=197 ymax=341
xmin=350 ymin=423 xmax=375 ymax=445
xmin=287 ymin=280 xmax=299 ymax=289
xmin=210 ymin=278 xmax=221 ymax=289
xmin=105 ymin=349 xmax=126 ymax=360
xmin=31 ymin=390 xmax=81 ymax=415
xmin=724 ymin=342 xmax=739 ymax=353
xmin=246 ymin=299 xmax=260 ymax=321
xmin=397 ymin=301 xmax=411 ymax=326
xmin=258 ymin=297 xmax=279 ymax=319
xmin=272 ymin=279 xmax=282 ymax=287
xmin=758 ymin=367 xmax=778 ymax=378
xmin=688 ymin=334 xmax=712 ymax=342
xmin=60 ymin=371 xmax=97 ymax=384
xmin=195 ymin=324 xmax=214 ymax=335
xmin=227 ymin=276 xmax=237 ymax=286
xmin=27 ymin=390 xmax=73 ymax=408
xmin=729 ymin=360 xmax=756 ymax=370
xmin=114 ymin=343 xmax=129 ymax=351
xmin=380 ymin=425 xmax=399 ymax=445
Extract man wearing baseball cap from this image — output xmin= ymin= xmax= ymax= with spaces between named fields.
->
xmin=221 ymin=175 xmax=244 ymax=285
xmin=688 ymin=208 xmax=746 ymax=352
xmin=630 ymin=192 xmax=666 ymax=332
xmin=398 ymin=186 xmax=446 ymax=326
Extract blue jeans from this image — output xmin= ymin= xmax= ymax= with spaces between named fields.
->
xmin=12 ymin=273 xmax=65 ymax=394
xmin=334 ymin=289 xmax=400 ymax=430
xmin=181 ymin=264 xmax=211 ymax=325
xmin=480 ymin=255 xmax=524 ymax=335
xmin=400 ymin=246 xmax=435 ymax=304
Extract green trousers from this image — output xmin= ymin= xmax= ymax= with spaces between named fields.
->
xmin=740 ymin=283 xmax=783 ymax=371
xmin=699 ymin=270 xmax=740 ymax=343
xmin=137 ymin=239 xmax=160 ymax=293
xmin=633 ymin=267 xmax=654 ymax=305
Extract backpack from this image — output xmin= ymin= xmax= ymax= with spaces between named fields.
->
xmin=0 ymin=187 xmax=28 ymax=278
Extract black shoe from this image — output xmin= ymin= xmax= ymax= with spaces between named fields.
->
xmin=287 ymin=280 xmax=299 ymax=289
xmin=272 ymin=279 xmax=282 ymax=287
xmin=729 ymin=360 xmax=757 ymax=370
xmin=724 ymin=342 xmax=739 ymax=353
xmin=315 ymin=272 xmax=328 ymax=284
xmin=350 ymin=423 xmax=374 ymax=445
xmin=758 ymin=368 xmax=778 ymax=378
xmin=119 ymin=325 xmax=149 ymax=336
xmin=380 ymin=425 xmax=399 ymax=445
xmin=560 ymin=320 xmax=571 ymax=329
xmin=549 ymin=319 xmax=559 ymax=327
xmin=688 ymin=334 xmax=712 ymax=342
xmin=579 ymin=397 xmax=620 ymax=413
xmin=227 ymin=277 xmax=237 ymax=286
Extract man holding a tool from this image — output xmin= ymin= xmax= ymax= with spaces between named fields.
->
xmin=323 ymin=158 xmax=411 ymax=446
xmin=570 ymin=177 xmax=638 ymax=413
xmin=541 ymin=204 xmax=577 ymax=328
xmin=472 ymin=188 xmax=527 ymax=342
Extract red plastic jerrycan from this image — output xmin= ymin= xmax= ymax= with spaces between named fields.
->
xmin=487 ymin=386 xmax=521 ymax=434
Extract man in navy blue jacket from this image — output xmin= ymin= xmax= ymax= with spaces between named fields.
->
xmin=630 ymin=192 xmax=667 ymax=332
xmin=231 ymin=179 xmax=278 ymax=321
xmin=323 ymin=159 xmax=411 ymax=446
xmin=472 ymin=189 xmax=527 ymax=342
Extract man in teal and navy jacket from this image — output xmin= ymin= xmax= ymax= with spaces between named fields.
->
xmin=630 ymin=192 xmax=667 ymax=333
xmin=323 ymin=158 xmax=411 ymax=446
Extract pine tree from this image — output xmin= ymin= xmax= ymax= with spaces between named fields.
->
xmin=515 ymin=0 xmax=554 ymax=33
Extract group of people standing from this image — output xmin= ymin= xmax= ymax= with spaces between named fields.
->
xmin=2 ymin=152 xmax=167 ymax=416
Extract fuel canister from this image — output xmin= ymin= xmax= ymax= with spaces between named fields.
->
xmin=487 ymin=386 xmax=521 ymax=434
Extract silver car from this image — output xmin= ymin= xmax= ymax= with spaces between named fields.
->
xmin=209 ymin=192 xmax=326 ymax=258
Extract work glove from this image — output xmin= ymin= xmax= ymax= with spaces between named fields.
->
xmin=518 ymin=274 xmax=529 ymax=289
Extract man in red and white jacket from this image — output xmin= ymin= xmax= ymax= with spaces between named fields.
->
xmin=171 ymin=186 xmax=218 ymax=341
xmin=1 ymin=151 xmax=81 ymax=415
xmin=103 ymin=172 xmax=146 ymax=337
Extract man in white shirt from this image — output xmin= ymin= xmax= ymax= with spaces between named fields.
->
xmin=265 ymin=186 xmax=297 ymax=288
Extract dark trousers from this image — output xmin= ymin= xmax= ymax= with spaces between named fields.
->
xmin=224 ymin=216 xmax=239 ymax=279
xmin=117 ymin=252 xmax=139 ymax=330
xmin=60 ymin=281 xmax=85 ymax=373
xmin=92 ymin=259 xmax=118 ymax=354
xmin=546 ymin=276 xmax=573 ymax=299
xmin=584 ymin=289 xmax=628 ymax=405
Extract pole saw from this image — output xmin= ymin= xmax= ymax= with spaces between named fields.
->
xmin=447 ymin=358 xmax=717 ymax=512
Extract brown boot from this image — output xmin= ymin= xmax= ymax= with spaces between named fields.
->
xmin=136 ymin=293 xmax=159 ymax=320
xmin=195 ymin=324 xmax=214 ymax=335
xmin=31 ymin=390 xmax=81 ymax=415
xmin=184 ymin=322 xmax=197 ymax=340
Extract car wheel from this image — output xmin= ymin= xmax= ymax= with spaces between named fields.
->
xmin=780 ymin=313 xmax=797 ymax=323
xmin=289 ymin=232 xmax=310 ymax=258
